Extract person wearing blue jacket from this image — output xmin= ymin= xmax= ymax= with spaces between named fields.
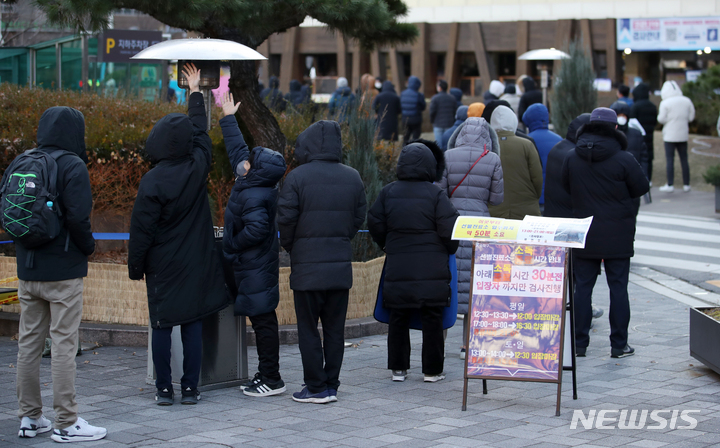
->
xmin=400 ymin=76 xmax=426 ymax=143
xmin=522 ymin=103 xmax=562 ymax=207
xmin=449 ymin=87 xmax=463 ymax=109
xmin=219 ymin=93 xmax=288 ymax=398
xmin=440 ymin=105 xmax=468 ymax=151
xmin=328 ymin=77 xmax=356 ymax=122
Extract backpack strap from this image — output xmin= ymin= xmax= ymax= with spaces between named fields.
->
xmin=449 ymin=144 xmax=489 ymax=198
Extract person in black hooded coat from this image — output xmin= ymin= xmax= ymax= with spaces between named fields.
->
xmin=373 ymin=80 xmax=401 ymax=141
xmin=544 ymin=113 xmax=591 ymax=218
xmin=129 ymin=65 xmax=227 ymax=403
xmin=518 ymin=77 xmax=543 ymax=126
xmin=562 ymin=107 xmax=649 ymax=359
xmin=219 ymin=93 xmax=288 ymax=397
xmin=278 ymin=120 xmax=366 ymax=402
xmin=631 ymin=83 xmax=658 ymax=182
xmin=260 ymin=76 xmax=286 ymax=112
xmin=368 ymin=139 xmax=459 ymax=382
xmin=285 ymin=79 xmax=308 ymax=108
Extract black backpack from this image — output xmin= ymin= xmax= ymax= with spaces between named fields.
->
xmin=0 ymin=149 xmax=71 ymax=248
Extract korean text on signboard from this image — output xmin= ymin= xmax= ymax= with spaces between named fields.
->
xmin=617 ymin=17 xmax=720 ymax=51
xmin=467 ymin=242 xmax=566 ymax=381
xmin=100 ymin=30 xmax=163 ymax=63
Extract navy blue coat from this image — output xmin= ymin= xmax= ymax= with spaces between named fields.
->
xmin=220 ymin=115 xmax=287 ymax=317
xmin=400 ymin=76 xmax=426 ymax=126
xmin=523 ymin=104 xmax=563 ymax=204
xmin=373 ymin=81 xmax=401 ymax=141
xmin=544 ymin=113 xmax=591 ymax=218
xmin=440 ymin=105 xmax=468 ymax=150
xmin=328 ymin=86 xmax=356 ymax=122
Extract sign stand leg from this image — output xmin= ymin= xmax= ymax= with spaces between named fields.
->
xmin=462 ymin=377 xmax=469 ymax=411
xmin=482 ymin=379 xmax=488 ymax=394
xmin=569 ymin=250 xmax=578 ymax=400
xmin=555 ymin=380 xmax=562 ymax=417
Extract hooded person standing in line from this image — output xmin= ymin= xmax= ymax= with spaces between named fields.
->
xmin=488 ymin=106 xmax=543 ymax=219
xmin=439 ymin=117 xmax=503 ymax=359
xmin=657 ymin=80 xmax=696 ymax=192
xmin=328 ymin=77 xmax=356 ymax=123
xmin=278 ymin=121 xmax=366 ymax=404
xmin=483 ymin=99 xmax=541 ymax=160
xmin=518 ymin=77 xmax=543 ymax=127
xmin=129 ymin=64 xmax=227 ymax=406
xmin=483 ymin=80 xmax=505 ymax=104
xmin=430 ymin=79 xmax=459 ymax=144
xmin=449 ymin=87 xmax=463 ymax=109
xmin=260 ymin=76 xmax=287 ymax=112
xmin=400 ymin=76 xmax=426 ymax=143
xmin=219 ymin=93 xmax=288 ymax=398
xmin=440 ymin=105 xmax=468 ymax=151
xmin=500 ymin=84 xmax=521 ymax=118
xmin=373 ymin=80 xmax=402 ymax=141
xmin=562 ymin=107 xmax=649 ymax=358
xmin=9 ymin=106 xmax=107 ymax=442
xmin=285 ymin=79 xmax=308 ymax=109
xmin=631 ymin=83 xmax=658 ymax=183
xmin=610 ymin=101 xmax=650 ymax=181
xmin=368 ymin=139 xmax=459 ymax=383
xmin=522 ymin=103 xmax=563 ymax=209
xmin=544 ymin=113 xmax=591 ymax=218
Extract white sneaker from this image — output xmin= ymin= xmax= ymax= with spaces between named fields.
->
xmin=658 ymin=184 xmax=674 ymax=192
xmin=18 ymin=415 xmax=52 ymax=438
xmin=391 ymin=370 xmax=407 ymax=382
xmin=683 ymin=185 xmax=691 ymax=192
xmin=424 ymin=373 xmax=446 ymax=382
xmin=649 ymin=181 xmax=652 ymax=187
xmin=50 ymin=417 xmax=107 ymax=443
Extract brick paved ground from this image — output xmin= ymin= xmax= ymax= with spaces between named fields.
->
xmin=1 ymin=273 xmax=720 ymax=447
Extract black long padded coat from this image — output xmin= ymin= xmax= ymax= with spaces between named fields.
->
xmin=373 ymin=81 xmax=401 ymax=141
xmin=561 ymin=121 xmax=649 ymax=259
xmin=220 ymin=115 xmax=287 ymax=317
xmin=129 ymin=92 xmax=227 ymax=329
xmin=277 ymin=120 xmax=366 ymax=292
xmin=368 ymin=139 xmax=460 ymax=309
xmin=544 ymin=113 xmax=591 ymax=218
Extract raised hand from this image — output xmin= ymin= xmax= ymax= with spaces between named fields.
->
xmin=222 ymin=92 xmax=241 ymax=117
xmin=181 ymin=62 xmax=201 ymax=93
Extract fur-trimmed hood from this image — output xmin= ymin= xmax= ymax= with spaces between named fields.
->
xmin=397 ymin=138 xmax=445 ymax=182
xmin=575 ymin=121 xmax=628 ymax=163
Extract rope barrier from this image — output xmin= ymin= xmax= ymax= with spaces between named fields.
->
xmin=0 ymin=230 xmax=371 ymax=244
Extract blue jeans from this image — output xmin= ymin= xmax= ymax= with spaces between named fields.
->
xmin=433 ymin=127 xmax=448 ymax=144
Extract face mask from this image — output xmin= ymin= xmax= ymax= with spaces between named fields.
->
xmin=617 ymin=116 xmax=628 ymax=126
xmin=375 ymin=81 xmax=382 ymax=89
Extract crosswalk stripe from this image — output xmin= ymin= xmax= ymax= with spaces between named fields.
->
xmin=631 ymin=213 xmax=720 ymax=274
xmin=636 ymin=214 xmax=720 ymax=231
xmin=630 ymin=254 xmax=720 ymax=273
xmin=635 ymin=227 xmax=720 ymax=244
xmin=633 ymin=240 xmax=720 ymax=258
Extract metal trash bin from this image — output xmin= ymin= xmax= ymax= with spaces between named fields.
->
xmin=146 ymin=229 xmax=248 ymax=390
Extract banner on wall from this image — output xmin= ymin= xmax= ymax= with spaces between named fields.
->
xmin=100 ymin=30 xmax=163 ymax=63
xmin=617 ymin=17 xmax=720 ymax=52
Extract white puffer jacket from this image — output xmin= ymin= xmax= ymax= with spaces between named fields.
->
xmin=657 ymin=81 xmax=696 ymax=143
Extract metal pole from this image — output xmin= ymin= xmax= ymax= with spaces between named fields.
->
xmin=56 ymin=43 xmax=62 ymax=89
xmin=81 ymin=35 xmax=89 ymax=92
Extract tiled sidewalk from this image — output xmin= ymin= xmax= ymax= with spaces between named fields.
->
xmin=1 ymin=275 xmax=720 ymax=447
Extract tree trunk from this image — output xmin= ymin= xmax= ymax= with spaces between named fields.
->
xmin=228 ymin=60 xmax=286 ymax=155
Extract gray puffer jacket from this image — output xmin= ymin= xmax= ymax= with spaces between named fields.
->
xmin=438 ymin=117 xmax=504 ymax=313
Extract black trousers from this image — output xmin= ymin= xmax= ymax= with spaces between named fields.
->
xmin=248 ymin=310 xmax=281 ymax=382
xmin=574 ymin=257 xmax=631 ymax=350
xmin=387 ymin=306 xmax=444 ymax=375
xmin=152 ymin=319 xmax=202 ymax=391
xmin=643 ymin=134 xmax=654 ymax=181
xmin=664 ymin=141 xmax=689 ymax=186
xmin=403 ymin=119 xmax=422 ymax=144
xmin=293 ymin=289 xmax=349 ymax=393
